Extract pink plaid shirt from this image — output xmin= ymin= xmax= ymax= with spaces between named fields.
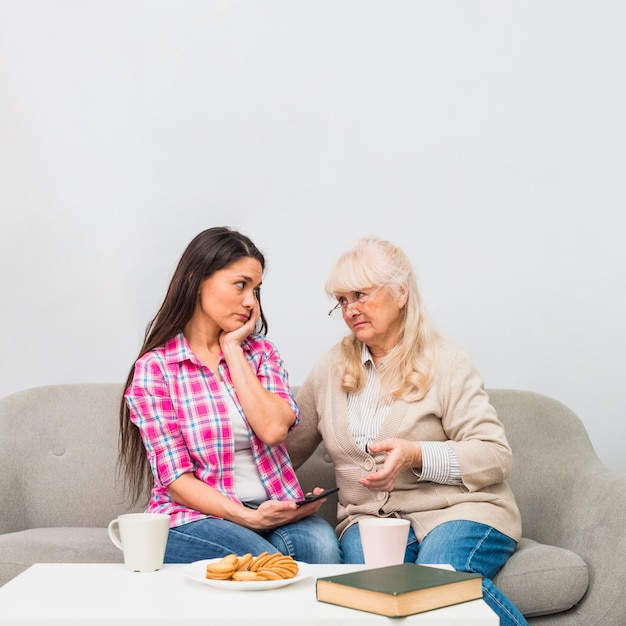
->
xmin=125 ymin=332 xmax=304 ymax=528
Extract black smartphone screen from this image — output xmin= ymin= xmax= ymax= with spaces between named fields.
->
xmin=295 ymin=487 xmax=339 ymax=506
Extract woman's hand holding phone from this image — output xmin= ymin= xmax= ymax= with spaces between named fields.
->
xmin=295 ymin=487 xmax=339 ymax=507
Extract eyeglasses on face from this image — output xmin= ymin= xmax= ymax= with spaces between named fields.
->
xmin=327 ymin=284 xmax=385 ymax=319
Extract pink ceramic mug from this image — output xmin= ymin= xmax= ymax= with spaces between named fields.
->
xmin=358 ymin=517 xmax=410 ymax=568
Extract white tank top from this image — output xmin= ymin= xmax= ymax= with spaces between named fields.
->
xmin=221 ymin=384 xmax=268 ymax=505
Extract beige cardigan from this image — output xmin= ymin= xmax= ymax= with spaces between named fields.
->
xmin=286 ymin=337 xmax=522 ymax=542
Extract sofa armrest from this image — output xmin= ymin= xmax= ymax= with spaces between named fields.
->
xmin=0 ymin=392 xmax=30 ymax=534
xmin=549 ymin=464 xmax=626 ymax=622
xmin=489 ymin=389 xmax=626 ymax=622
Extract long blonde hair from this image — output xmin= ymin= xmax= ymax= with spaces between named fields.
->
xmin=325 ymin=237 xmax=440 ymax=402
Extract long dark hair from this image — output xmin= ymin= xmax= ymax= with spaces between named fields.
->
xmin=118 ymin=226 xmax=268 ymax=504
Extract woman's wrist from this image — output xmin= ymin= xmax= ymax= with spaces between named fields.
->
xmin=412 ymin=441 xmax=423 ymax=469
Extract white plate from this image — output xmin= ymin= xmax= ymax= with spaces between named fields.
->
xmin=182 ymin=558 xmax=312 ymax=591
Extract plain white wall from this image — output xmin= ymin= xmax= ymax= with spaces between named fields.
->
xmin=1 ymin=1 xmax=624 ymax=473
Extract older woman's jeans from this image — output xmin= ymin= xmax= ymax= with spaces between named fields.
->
xmin=164 ymin=513 xmax=341 ymax=564
xmin=340 ymin=519 xmax=528 ymax=626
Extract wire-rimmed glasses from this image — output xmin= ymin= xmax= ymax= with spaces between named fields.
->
xmin=327 ymin=285 xmax=385 ymax=319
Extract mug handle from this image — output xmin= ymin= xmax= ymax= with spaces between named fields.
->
xmin=107 ymin=519 xmax=123 ymax=550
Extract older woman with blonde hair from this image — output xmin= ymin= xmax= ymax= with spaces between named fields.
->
xmin=287 ymin=236 xmax=528 ymax=626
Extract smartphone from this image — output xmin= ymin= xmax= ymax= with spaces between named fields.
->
xmin=295 ymin=487 xmax=339 ymax=507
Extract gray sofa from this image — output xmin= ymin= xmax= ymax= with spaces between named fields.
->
xmin=1 ymin=384 xmax=625 ymax=624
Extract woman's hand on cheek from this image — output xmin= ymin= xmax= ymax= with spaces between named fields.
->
xmin=220 ymin=301 xmax=260 ymax=350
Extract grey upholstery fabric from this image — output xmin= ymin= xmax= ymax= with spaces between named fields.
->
xmin=493 ymin=538 xmax=588 ymax=617
xmin=0 ymin=527 xmax=122 ymax=568
xmin=0 ymin=384 xmax=143 ymax=582
xmin=1 ymin=384 xmax=625 ymax=625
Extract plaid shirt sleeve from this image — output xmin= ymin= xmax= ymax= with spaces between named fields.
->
xmin=125 ymin=354 xmax=195 ymax=487
xmin=245 ymin=335 xmax=301 ymax=427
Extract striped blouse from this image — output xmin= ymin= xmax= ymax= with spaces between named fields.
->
xmin=348 ymin=344 xmax=462 ymax=485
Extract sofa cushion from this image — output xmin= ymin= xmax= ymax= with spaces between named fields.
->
xmin=493 ymin=537 xmax=589 ymax=617
xmin=0 ymin=528 xmax=121 ymax=586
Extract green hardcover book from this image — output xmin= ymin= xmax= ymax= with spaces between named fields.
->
xmin=316 ymin=564 xmax=483 ymax=617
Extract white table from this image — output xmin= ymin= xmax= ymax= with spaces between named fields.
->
xmin=0 ymin=563 xmax=498 ymax=625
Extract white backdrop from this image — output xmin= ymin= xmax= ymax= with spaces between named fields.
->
xmin=1 ymin=1 xmax=624 ymax=473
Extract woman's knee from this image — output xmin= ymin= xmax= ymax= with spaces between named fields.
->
xmin=271 ymin=515 xmax=341 ymax=563
xmin=339 ymin=523 xmax=364 ymax=564
xmin=416 ymin=521 xmax=516 ymax=578
xmin=165 ymin=518 xmax=274 ymax=563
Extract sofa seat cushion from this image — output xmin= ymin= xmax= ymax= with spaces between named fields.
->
xmin=0 ymin=528 xmax=121 ymax=586
xmin=493 ymin=537 xmax=589 ymax=617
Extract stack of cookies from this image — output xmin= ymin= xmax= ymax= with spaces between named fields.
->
xmin=205 ymin=552 xmax=299 ymax=582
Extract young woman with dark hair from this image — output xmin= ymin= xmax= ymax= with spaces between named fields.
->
xmin=119 ymin=227 xmax=340 ymax=564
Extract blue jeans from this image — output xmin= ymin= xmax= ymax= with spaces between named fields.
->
xmin=164 ymin=514 xmax=342 ymax=564
xmin=340 ymin=519 xmax=528 ymax=626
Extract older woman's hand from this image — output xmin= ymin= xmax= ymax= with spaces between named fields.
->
xmin=359 ymin=438 xmax=422 ymax=492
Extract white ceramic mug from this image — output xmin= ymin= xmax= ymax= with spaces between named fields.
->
xmin=108 ymin=513 xmax=170 ymax=572
xmin=358 ymin=517 xmax=410 ymax=568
